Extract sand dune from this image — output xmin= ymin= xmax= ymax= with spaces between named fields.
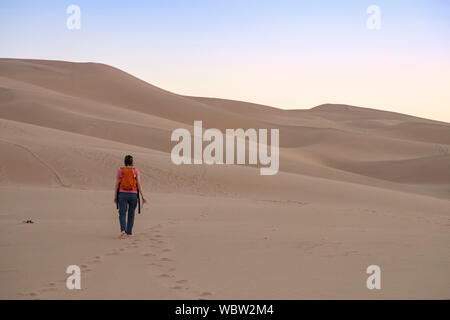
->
xmin=0 ymin=58 xmax=449 ymax=299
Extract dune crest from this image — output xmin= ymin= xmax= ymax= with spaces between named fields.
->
xmin=0 ymin=58 xmax=449 ymax=198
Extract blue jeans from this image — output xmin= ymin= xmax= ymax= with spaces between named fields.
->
xmin=118 ymin=192 xmax=138 ymax=235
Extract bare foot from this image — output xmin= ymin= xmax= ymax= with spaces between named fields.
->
xmin=119 ymin=231 xmax=127 ymax=239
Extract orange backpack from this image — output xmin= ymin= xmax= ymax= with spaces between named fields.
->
xmin=120 ymin=167 xmax=137 ymax=191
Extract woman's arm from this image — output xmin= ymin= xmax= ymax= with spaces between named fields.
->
xmin=114 ymin=178 xmax=120 ymax=203
xmin=136 ymin=176 xmax=147 ymax=203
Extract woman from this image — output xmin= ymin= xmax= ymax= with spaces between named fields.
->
xmin=114 ymin=155 xmax=147 ymax=239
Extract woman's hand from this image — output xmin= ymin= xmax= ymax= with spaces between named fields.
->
xmin=142 ymin=197 xmax=147 ymax=204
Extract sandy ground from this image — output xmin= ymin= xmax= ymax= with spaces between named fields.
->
xmin=0 ymin=59 xmax=449 ymax=299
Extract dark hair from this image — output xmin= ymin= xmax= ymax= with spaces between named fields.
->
xmin=124 ymin=155 xmax=133 ymax=166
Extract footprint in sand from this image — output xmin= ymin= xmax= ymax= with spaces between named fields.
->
xmin=200 ymin=291 xmax=213 ymax=297
xmin=161 ymin=248 xmax=172 ymax=252
xmin=171 ymin=285 xmax=183 ymax=290
xmin=176 ymin=280 xmax=188 ymax=284
xmin=159 ymin=273 xmax=171 ymax=278
xmin=141 ymin=253 xmax=155 ymax=257
xmin=149 ymin=262 xmax=163 ymax=267
xmin=160 ymin=257 xmax=172 ymax=262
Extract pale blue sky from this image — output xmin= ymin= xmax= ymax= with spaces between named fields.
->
xmin=1 ymin=1 xmax=449 ymax=121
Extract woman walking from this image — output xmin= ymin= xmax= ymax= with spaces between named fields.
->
xmin=114 ymin=155 xmax=147 ymax=238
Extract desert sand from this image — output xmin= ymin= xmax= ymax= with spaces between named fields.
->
xmin=0 ymin=58 xmax=449 ymax=299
